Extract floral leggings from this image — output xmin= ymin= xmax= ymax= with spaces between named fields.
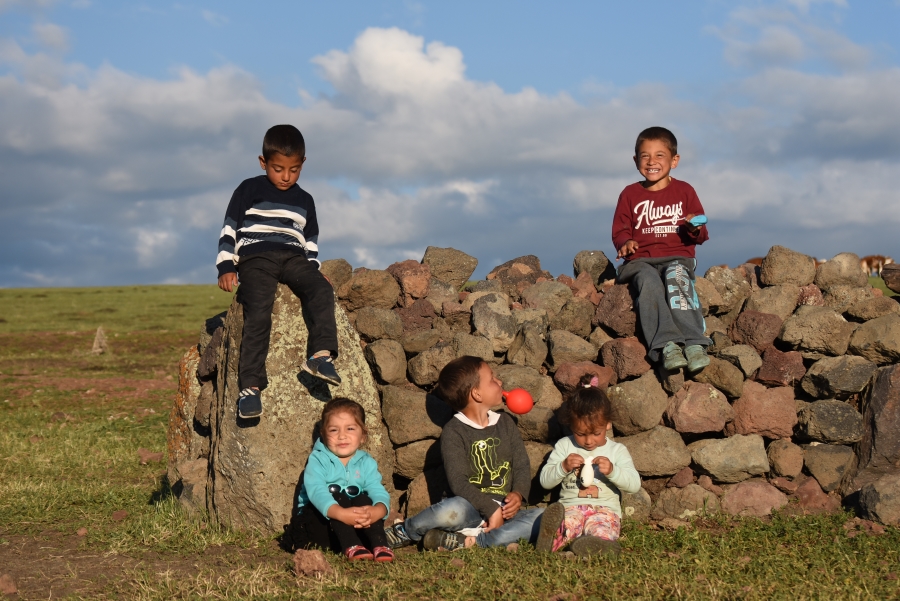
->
xmin=552 ymin=505 xmax=621 ymax=552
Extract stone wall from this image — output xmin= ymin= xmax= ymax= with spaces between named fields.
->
xmin=168 ymin=245 xmax=900 ymax=532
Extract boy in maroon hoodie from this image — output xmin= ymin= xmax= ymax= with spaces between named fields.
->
xmin=611 ymin=127 xmax=711 ymax=373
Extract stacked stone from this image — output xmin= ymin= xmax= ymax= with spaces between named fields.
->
xmin=168 ymin=245 xmax=900 ymax=532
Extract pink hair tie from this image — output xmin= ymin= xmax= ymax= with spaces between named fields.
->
xmin=584 ymin=376 xmax=599 ymax=388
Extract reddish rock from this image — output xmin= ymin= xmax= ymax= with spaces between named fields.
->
xmin=112 ymin=510 xmax=129 ymax=521
xmin=727 ymin=381 xmax=797 ymax=439
xmin=387 ymin=260 xmax=432 ymax=308
xmin=77 ymin=527 xmax=88 ymax=537
xmin=394 ymin=299 xmax=436 ymax=333
xmin=756 ymin=348 xmax=807 ymax=387
xmin=770 ymin=477 xmax=799 ymax=494
xmin=487 ymin=255 xmax=553 ymax=300
xmin=557 ymin=273 xmax=576 ymax=289
xmin=293 ymin=549 xmax=334 ymax=577
xmin=553 ymin=362 xmax=616 ymax=393
xmin=0 ymin=574 xmax=17 ymax=595
xmin=593 ymin=285 xmax=637 ymax=337
xmin=729 ymin=310 xmax=783 ymax=353
xmin=572 ymin=271 xmax=602 ymax=305
xmin=665 ymin=381 xmax=734 ymax=434
xmin=138 ymin=447 xmax=164 ymax=465
xmin=697 ymin=475 xmax=724 ymax=496
xmin=794 ymin=477 xmax=841 ymax=514
xmin=600 ymin=337 xmax=651 ymax=380
xmin=797 ymin=284 xmax=825 ymax=307
xmin=667 ymin=466 xmax=696 ymax=488
xmin=167 ymin=346 xmax=200 ymax=480
xmin=721 ymin=481 xmax=788 ymax=516
xmin=337 ymin=269 xmax=401 ymax=311
xmin=857 ymin=365 xmax=900 ymax=472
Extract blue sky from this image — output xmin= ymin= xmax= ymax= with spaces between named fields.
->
xmin=1 ymin=0 xmax=899 ymax=286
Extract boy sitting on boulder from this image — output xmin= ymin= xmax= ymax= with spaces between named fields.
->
xmin=217 ymin=124 xmax=340 ymax=419
xmin=612 ymin=126 xmax=711 ymax=373
xmin=384 ymin=356 xmax=546 ymax=550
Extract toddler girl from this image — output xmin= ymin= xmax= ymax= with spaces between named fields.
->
xmin=293 ymin=398 xmax=393 ymax=561
xmin=537 ymin=376 xmax=641 ymax=556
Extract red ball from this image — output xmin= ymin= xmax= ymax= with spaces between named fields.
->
xmin=504 ymin=388 xmax=534 ymax=415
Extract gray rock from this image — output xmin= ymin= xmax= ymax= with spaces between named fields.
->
xmin=169 ymin=346 xmax=209 ymax=489
xmin=405 ymin=467 xmax=451 ymax=518
xmin=617 ymin=426 xmax=692 ymax=477
xmin=547 ymin=330 xmax=597 ymax=370
xmin=509 ymin=405 xmax=561 ymax=443
xmin=622 ymin=487 xmax=652 ymax=523
xmin=767 ymin=439 xmax=804 ymax=478
xmin=691 ymin=435 xmax=768 ymax=483
xmin=704 ymin=315 xmax=728 ymax=337
xmin=451 ymin=332 xmax=494 ymax=363
xmin=703 ymin=266 xmax=751 ymax=314
xmin=779 ymin=306 xmax=853 ymax=356
xmin=759 ymin=245 xmax=817 ymax=287
xmin=823 ymin=285 xmax=875 ymax=314
xmin=355 ymin=306 xmax=403 ymax=341
xmin=588 ymin=326 xmax=614 ymax=350
xmin=608 ymin=370 xmax=670 ymax=436
xmin=859 ymin=473 xmax=900 ymax=526
xmin=718 ymin=345 xmax=762 ymax=378
xmin=665 ymin=381 xmax=734 ymax=434
xmin=815 ymin=252 xmax=868 ymax=291
xmin=364 ymin=339 xmax=408 ymax=384
xmin=506 ymin=323 xmax=548 ymax=368
xmin=207 ymin=286 xmax=393 ymax=534
xmin=461 ymin=290 xmax=503 ymax=311
xmin=401 ymin=329 xmax=442 ymax=355
xmin=320 ymin=258 xmax=353 ymax=292
xmin=797 ymin=400 xmax=863 ymax=444
xmin=694 ymin=276 xmax=724 ymax=317
xmin=421 ymin=246 xmax=478 ymax=291
xmin=692 ymin=356 xmax=745 ymax=398
xmin=513 ymin=308 xmax=549 ymax=333
xmin=849 ymin=314 xmax=900 ymax=364
xmin=720 ymin=480 xmax=788 ymax=517
xmin=846 ymin=297 xmax=900 ymax=321
xmin=573 ymin=250 xmax=615 ymax=286
xmin=471 ymin=293 xmax=516 ymax=353
xmin=857 ymin=365 xmax=900 ymax=473
xmin=425 ymin=278 xmax=460 ymax=314
xmin=521 ymin=281 xmax=573 ymax=321
xmin=470 ymin=279 xmax=503 ymax=293
xmin=744 ymin=284 xmax=800 ymax=321
xmin=801 ymin=355 xmax=877 ymax=399
xmin=394 ymin=439 xmax=441 ymax=480
xmin=549 ymin=297 xmax=595 ymax=338
xmin=803 ymin=444 xmax=854 ymax=492
xmin=172 ymin=458 xmax=209 ymax=514
xmin=883 ymin=264 xmax=900 ymax=294
xmin=651 ymin=484 xmax=720 ymax=520
xmin=407 ymin=342 xmax=456 ymax=386
xmin=486 ymin=255 xmax=552 ymax=300
xmin=381 ymin=386 xmax=454 ymax=445
xmin=337 ymin=269 xmax=401 ymax=311
xmin=495 ymin=364 xmax=562 ymax=410
xmin=524 ymin=441 xmax=554 ymax=504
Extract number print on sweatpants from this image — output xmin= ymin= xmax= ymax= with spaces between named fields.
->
xmin=666 ymin=262 xmax=700 ymax=311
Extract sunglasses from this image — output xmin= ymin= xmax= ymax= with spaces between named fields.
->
xmin=328 ymin=484 xmax=361 ymax=497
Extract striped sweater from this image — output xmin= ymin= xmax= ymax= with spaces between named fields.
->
xmin=216 ymin=175 xmax=321 ymax=276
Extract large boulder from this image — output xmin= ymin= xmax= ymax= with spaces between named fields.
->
xmin=694 ymin=276 xmax=724 ymax=316
xmin=617 ymin=426 xmax=691 ymax=477
xmin=573 ymin=250 xmax=615 ymax=286
xmin=486 ymin=255 xmax=552 ymax=299
xmin=386 ymin=260 xmax=432 ymax=308
xmin=846 ymin=297 xmax=900 ymax=321
xmin=882 ymin=264 xmax=900 ymax=294
xmin=405 ymin=467 xmax=450 ymax=518
xmin=692 ymin=356 xmax=745 ymax=398
xmin=553 ymin=362 xmax=616 ymax=393
xmin=168 ymin=346 xmax=208 ymax=492
xmin=471 ymin=293 xmax=516 ymax=353
xmin=395 ymin=299 xmax=437 ymax=334
xmin=521 ymin=281 xmax=573 ymax=321
xmin=729 ymin=310 xmax=782 ymax=353
xmin=608 ymin=371 xmax=669 ymax=436
xmin=718 ymin=345 xmax=762 ymax=378
xmin=592 ymin=285 xmax=637 ymax=337
xmin=665 ymin=381 xmax=734 ymax=434
xmin=394 ymin=439 xmax=441 ymax=480
xmin=549 ymin=297 xmax=595 ymax=338
xmin=547 ymin=330 xmax=597 ymax=369
xmin=207 ymin=286 xmax=394 ymax=534
xmin=803 ymin=444 xmax=854 ymax=492
xmin=363 ymin=339 xmax=408 ymax=384
xmin=755 ymin=348 xmax=806 ymax=388
xmin=506 ymin=323 xmax=548 ymax=368
xmin=857 ymin=365 xmax=900 ymax=472
xmin=823 ymin=285 xmax=875 ymax=314
xmin=859 ymin=473 xmax=900 ymax=526
xmin=848 ymin=314 xmax=900 ymax=364
xmin=759 ymin=245 xmax=816 ymax=287
xmin=381 ymin=386 xmax=454 ymax=445
xmin=421 ymin=247 xmax=478 ymax=291
xmin=815 ymin=252 xmax=868 ymax=291
xmin=767 ymin=439 xmax=804 ymax=478
xmin=720 ymin=481 xmax=788 ymax=517
xmin=319 ymin=258 xmax=353 ymax=292
xmin=355 ymin=307 xmax=403 ymax=341
xmin=744 ymin=285 xmax=800 ymax=321
xmin=407 ymin=342 xmax=456 ymax=386
xmin=651 ymin=484 xmax=720 ymax=520
xmin=690 ymin=435 xmax=768 ymax=483
xmin=779 ymin=306 xmax=854 ymax=356
xmin=337 ymin=269 xmax=401 ymax=311
xmin=495 ymin=364 xmax=562 ymax=410
xmin=703 ymin=266 xmax=751 ymax=314
xmin=796 ymin=400 xmax=863 ymax=444
xmin=600 ymin=337 xmax=651 ymax=381
xmin=726 ymin=381 xmax=796 ymax=439
xmin=451 ymin=332 xmax=494 ymax=364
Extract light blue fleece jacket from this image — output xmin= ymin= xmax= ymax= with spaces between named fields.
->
xmin=297 ymin=439 xmax=390 ymax=519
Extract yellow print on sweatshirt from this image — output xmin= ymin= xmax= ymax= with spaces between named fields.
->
xmin=468 ymin=438 xmax=510 ymax=494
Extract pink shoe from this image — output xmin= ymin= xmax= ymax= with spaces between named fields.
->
xmin=372 ymin=546 xmax=394 ymax=562
xmin=345 ymin=545 xmax=374 ymax=561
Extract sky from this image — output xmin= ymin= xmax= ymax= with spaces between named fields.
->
xmin=1 ymin=0 xmax=899 ymax=287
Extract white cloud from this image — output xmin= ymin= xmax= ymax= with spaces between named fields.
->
xmin=201 ymin=9 xmax=227 ymax=26
xmin=33 ymin=22 xmax=68 ymax=51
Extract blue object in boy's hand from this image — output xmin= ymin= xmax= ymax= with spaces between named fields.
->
xmin=689 ymin=215 xmax=708 ymax=227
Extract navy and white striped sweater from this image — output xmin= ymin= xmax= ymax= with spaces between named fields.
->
xmin=216 ymin=175 xmax=321 ymax=277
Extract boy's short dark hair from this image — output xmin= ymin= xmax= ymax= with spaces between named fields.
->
xmin=435 ymin=356 xmax=484 ymax=412
xmin=262 ymin=124 xmax=305 ymax=160
xmin=635 ymin=126 xmax=678 ymax=157
xmin=559 ymin=375 xmax=613 ymax=433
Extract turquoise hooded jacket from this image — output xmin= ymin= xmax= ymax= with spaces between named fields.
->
xmin=298 ymin=438 xmax=390 ymax=519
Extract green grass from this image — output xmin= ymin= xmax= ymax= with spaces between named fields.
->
xmin=1 ymin=284 xmax=899 ymax=599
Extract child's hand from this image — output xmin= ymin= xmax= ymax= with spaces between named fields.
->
xmin=500 ymin=492 xmax=522 ymax=520
xmin=563 ymin=453 xmax=585 ymax=473
xmin=683 ymin=213 xmax=699 ymax=233
xmin=484 ymin=507 xmax=504 ymax=533
xmin=616 ymin=240 xmax=639 ymax=259
xmin=218 ymin=273 xmax=238 ymax=292
xmin=593 ymin=456 xmax=613 ymax=476
xmin=328 ymin=506 xmax=359 ymax=527
xmin=349 ymin=504 xmax=387 ymax=528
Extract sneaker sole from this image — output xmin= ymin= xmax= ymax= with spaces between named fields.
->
xmin=301 ymin=363 xmax=342 ymax=386
xmin=569 ymin=536 xmax=621 ymax=557
xmin=535 ymin=502 xmax=565 ymax=552
xmin=237 ymin=400 xmax=263 ymax=419
xmin=421 ymin=529 xmax=464 ymax=551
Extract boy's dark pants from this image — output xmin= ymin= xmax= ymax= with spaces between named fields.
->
xmin=617 ymin=256 xmax=709 ymax=363
xmin=288 ymin=492 xmax=388 ymax=552
xmin=237 ymin=249 xmax=338 ymax=391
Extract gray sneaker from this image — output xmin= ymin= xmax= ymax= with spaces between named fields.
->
xmin=422 ymin=529 xmax=467 ymax=551
xmin=569 ymin=535 xmax=621 ymax=557
xmin=302 ymin=355 xmax=342 ymax=386
xmin=384 ymin=522 xmax=414 ymax=549
xmin=662 ymin=341 xmax=688 ymax=371
xmin=684 ymin=345 xmax=710 ymax=373
xmin=535 ymin=502 xmax=565 ymax=552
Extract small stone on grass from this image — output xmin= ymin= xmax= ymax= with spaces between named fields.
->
xmin=0 ymin=574 xmax=17 ymax=595
xmin=111 ymin=510 xmax=128 ymax=521
xmin=292 ymin=549 xmax=333 ymax=578
xmin=137 ymin=447 xmax=163 ymax=465
xmin=77 ymin=527 xmax=88 ymax=537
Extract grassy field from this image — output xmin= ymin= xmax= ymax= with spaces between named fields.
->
xmin=1 ymin=284 xmax=899 ymax=599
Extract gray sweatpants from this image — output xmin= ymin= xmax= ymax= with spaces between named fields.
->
xmin=617 ymin=257 xmax=710 ymax=363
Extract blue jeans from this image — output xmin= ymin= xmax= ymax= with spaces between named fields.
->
xmin=405 ymin=496 xmax=544 ymax=548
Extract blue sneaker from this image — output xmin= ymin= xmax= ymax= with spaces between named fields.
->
xmin=302 ymin=355 xmax=342 ymax=386
xmin=384 ymin=522 xmax=414 ymax=549
xmin=237 ymin=388 xmax=262 ymax=419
